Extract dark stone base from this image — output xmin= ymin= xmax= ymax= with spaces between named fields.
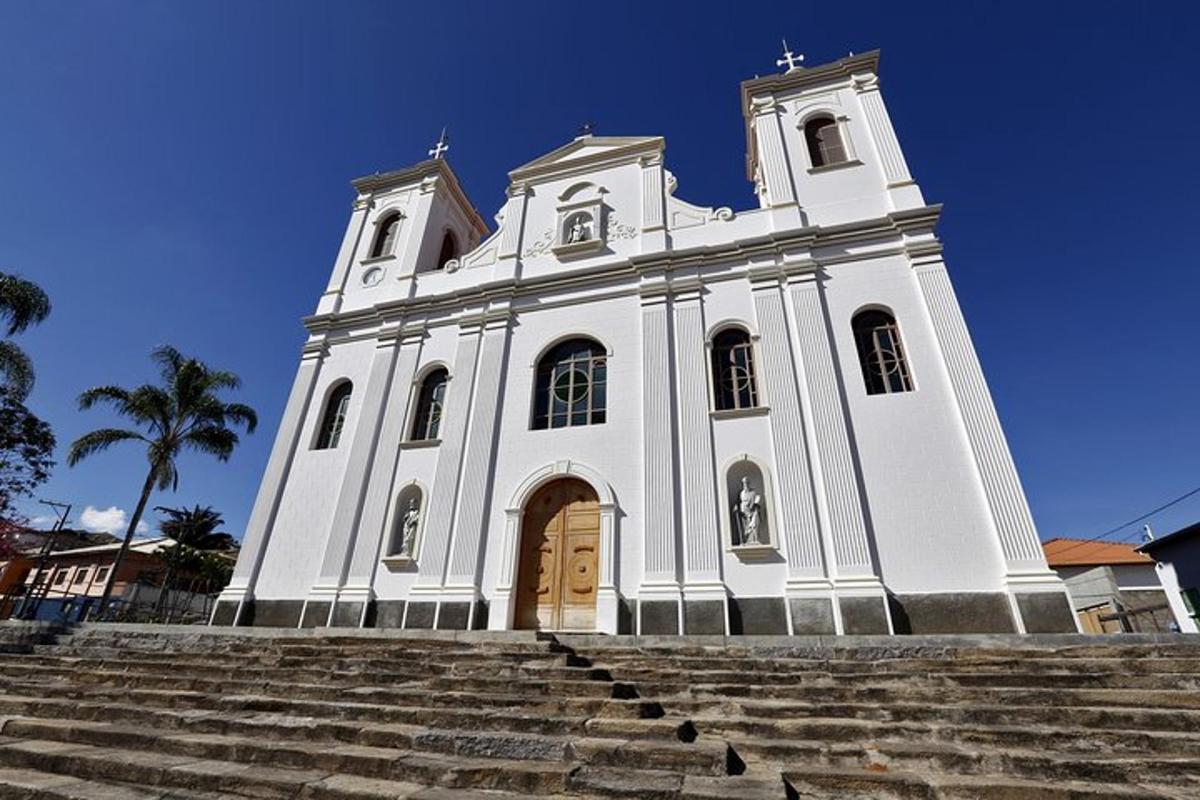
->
xmin=618 ymin=598 xmax=637 ymax=634
xmin=250 ymin=600 xmax=303 ymax=629
xmin=331 ymin=602 xmax=363 ymax=628
xmin=640 ymin=600 xmax=680 ymax=635
xmin=404 ymin=602 xmax=436 ymax=629
xmin=372 ymin=601 xmax=406 ymax=629
xmin=683 ymin=600 xmax=726 ymax=635
xmin=471 ymin=600 xmax=489 ymax=630
xmin=788 ymin=597 xmax=836 ymax=635
xmin=729 ymin=597 xmax=788 ymax=635
xmin=438 ymin=602 xmax=471 ymax=630
xmin=839 ymin=596 xmax=891 ymax=635
xmin=300 ymin=601 xmax=331 ymax=628
xmin=1016 ymin=592 xmax=1078 ymax=633
xmin=211 ymin=600 xmax=239 ymax=627
xmin=891 ymin=592 xmax=1017 ymax=634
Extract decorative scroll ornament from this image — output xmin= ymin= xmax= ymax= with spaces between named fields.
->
xmin=606 ymin=212 xmax=637 ymax=241
xmin=523 ymin=229 xmax=555 ymax=258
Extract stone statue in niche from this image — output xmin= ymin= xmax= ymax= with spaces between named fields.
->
xmin=566 ymin=214 xmax=591 ymax=243
xmin=734 ymin=476 xmax=763 ymax=545
xmin=398 ymin=497 xmax=420 ymax=557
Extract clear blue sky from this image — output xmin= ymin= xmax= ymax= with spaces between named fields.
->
xmin=2 ymin=2 xmax=1198 ymax=546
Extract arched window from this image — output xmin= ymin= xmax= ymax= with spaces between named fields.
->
xmin=371 ymin=214 xmax=401 ymax=258
xmin=533 ymin=338 xmax=607 ymax=429
xmin=853 ymin=310 xmax=913 ymax=395
xmin=435 ymin=231 xmax=458 ymax=270
xmin=410 ymin=368 xmax=448 ymax=441
xmin=711 ymin=328 xmax=759 ymax=411
xmin=316 ymin=381 xmax=353 ymax=449
xmin=804 ymin=116 xmax=848 ymax=168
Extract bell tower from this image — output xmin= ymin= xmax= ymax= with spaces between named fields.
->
xmin=741 ymin=49 xmax=925 ymax=229
xmin=315 ymin=152 xmax=487 ymax=317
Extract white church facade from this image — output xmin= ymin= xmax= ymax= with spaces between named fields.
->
xmin=214 ymin=51 xmax=1078 ymax=636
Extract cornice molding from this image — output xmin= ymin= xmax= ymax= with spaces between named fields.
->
xmin=301 ymin=205 xmax=943 ymax=336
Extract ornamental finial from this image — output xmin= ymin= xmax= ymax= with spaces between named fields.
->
xmin=776 ymin=39 xmax=804 ymax=72
xmin=428 ymin=127 xmax=449 ymax=160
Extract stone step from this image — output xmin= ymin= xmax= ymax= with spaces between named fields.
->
xmin=696 ymin=715 xmax=1200 ymax=757
xmin=604 ymin=666 xmax=1200 ymax=690
xmin=0 ymin=727 xmax=745 ymax=799
xmin=0 ymin=715 xmax=731 ymax=781
xmin=591 ymin=655 xmax=1200 ymax=677
xmin=0 ymin=764 xmax=229 ymax=800
xmin=0 ymin=654 xmax=596 ymax=687
xmin=742 ymin=737 xmax=1200 ymax=786
xmin=0 ymin=667 xmax=628 ymax=707
xmin=0 ymin=675 xmax=621 ymax=719
xmin=632 ymin=680 xmax=1200 ymax=711
xmin=0 ymin=692 xmax=692 ymax=755
xmin=0 ymin=737 xmax=591 ymax=799
xmin=681 ymin=696 xmax=1200 ymax=733
xmin=780 ymin=766 xmax=1172 ymax=799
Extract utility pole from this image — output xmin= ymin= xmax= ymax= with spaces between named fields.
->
xmin=17 ymin=500 xmax=70 ymax=620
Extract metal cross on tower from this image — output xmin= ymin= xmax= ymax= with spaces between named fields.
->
xmin=428 ymin=127 xmax=450 ymax=160
xmin=776 ymin=39 xmax=804 ymax=72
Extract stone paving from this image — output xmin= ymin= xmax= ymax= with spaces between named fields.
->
xmin=0 ymin=623 xmax=1196 ymax=798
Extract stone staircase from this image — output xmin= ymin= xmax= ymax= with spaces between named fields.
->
xmin=0 ymin=625 xmax=1194 ymax=798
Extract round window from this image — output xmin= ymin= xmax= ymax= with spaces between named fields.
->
xmin=552 ymin=369 xmax=590 ymax=404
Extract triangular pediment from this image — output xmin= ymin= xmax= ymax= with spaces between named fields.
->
xmin=509 ymin=136 xmax=663 ymax=180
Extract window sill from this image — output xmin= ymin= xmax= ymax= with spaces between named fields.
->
xmin=727 ymin=543 xmax=778 ymax=562
xmin=710 ymin=406 xmax=769 ymax=420
xmin=807 ymin=159 xmax=863 ymax=175
xmin=551 ymin=238 xmax=605 ymax=259
xmin=399 ymin=438 xmax=441 ymax=450
xmin=360 ymin=254 xmax=397 ymax=266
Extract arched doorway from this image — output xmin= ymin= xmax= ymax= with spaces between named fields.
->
xmin=514 ymin=478 xmax=599 ymax=631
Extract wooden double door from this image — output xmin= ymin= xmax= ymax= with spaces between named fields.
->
xmin=514 ymin=478 xmax=599 ymax=631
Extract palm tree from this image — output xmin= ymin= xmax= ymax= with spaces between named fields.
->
xmin=152 ymin=504 xmax=235 ymax=620
xmin=67 ymin=346 xmax=256 ymax=619
xmin=0 ymin=273 xmax=52 ymax=400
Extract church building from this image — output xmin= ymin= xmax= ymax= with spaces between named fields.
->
xmin=214 ymin=50 xmax=1078 ymax=636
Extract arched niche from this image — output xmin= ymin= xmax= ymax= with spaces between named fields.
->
xmin=382 ymin=481 xmax=426 ymax=567
xmin=721 ymin=455 xmax=779 ymax=558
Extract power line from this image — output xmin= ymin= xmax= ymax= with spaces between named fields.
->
xmin=1044 ymin=484 xmax=1200 ymax=560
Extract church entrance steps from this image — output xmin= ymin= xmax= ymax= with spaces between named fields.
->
xmin=2 ymin=625 xmax=1200 ymax=798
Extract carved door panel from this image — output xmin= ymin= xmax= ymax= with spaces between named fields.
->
xmin=514 ymin=479 xmax=599 ymax=631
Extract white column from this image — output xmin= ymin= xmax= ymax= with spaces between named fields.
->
xmin=342 ymin=325 xmax=426 ymax=591
xmin=446 ymin=309 xmax=512 ymax=595
xmin=312 ymin=327 xmax=402 ymax=611
xmin=671 ymin=283 xmax=725 ymax=604
xmin=853 ymin=71 xmax=923 ymax=208
xmin=316 ymin=196 xmax=372 ymax=316
xmin=216 ymin=340 xmax=325 ymax=621
xmin=638 ymin=280 xmax=681 ymax=628
xmin=639 ymin=153 xmax=667 ymax=252
xmin=749 ymin=97 xmax=802 ymax=230
xmin=749 ymin=272 xmax=828 ymax=586
xmin=414 ymin=319 xmax=482 ymax=590
xmin=914 ymin=260 xmax=1051 ymax=575
xmin=498 ymin=184 xmax=529 ymax=261
xmin=788 ymin=272 xmax=879 ymax=580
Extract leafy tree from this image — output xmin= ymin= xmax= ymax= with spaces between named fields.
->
xmin=152 ymin=504 xmax=236 ymax=620
xmin=0 ymin=273 xmax=51 ymax=400
xmin=0 ymin=388 xmax=55 ymax=518
xmin=67 ymin=346 xmax=256 ymax=618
